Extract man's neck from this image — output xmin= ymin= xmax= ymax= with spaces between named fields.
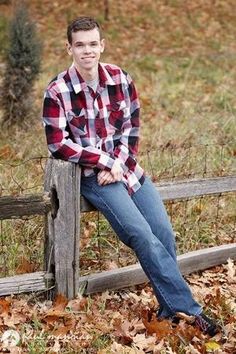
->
xmin=74 ymin=63 xmax=99 ymax=82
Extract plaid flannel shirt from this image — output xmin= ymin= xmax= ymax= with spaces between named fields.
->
xmin=42 ymin=63 xmax=145 ymax=193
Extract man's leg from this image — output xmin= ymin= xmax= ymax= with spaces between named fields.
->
xmin=81 ymin=175 xmax=202 ymax=317
xmin=131 ymin=176 xmax=178 ymax=318
xmin=129 ymin=176 xmax=219 ymax=335
xmin=132 ymin=176 xmax=177 ymax=261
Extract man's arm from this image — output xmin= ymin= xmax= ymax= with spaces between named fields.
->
xmin=42 ymin=88 xmax=115 ymax=171
xmin=97 ymin=74 xmax=140 ymax=186
xmin=113 ymin=73 xmax=140 ymax=172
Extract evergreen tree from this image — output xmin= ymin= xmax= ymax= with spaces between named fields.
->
xmin=0 ymin=3 xmax=41 ymax=127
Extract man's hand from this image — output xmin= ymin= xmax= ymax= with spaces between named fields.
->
xmin=97 ymin=171 xmax=115 ymax=186
xmin=110 ymin=159 xmax=123 ymax=181
xmin=97 ymin=160 xmax=123 ymax=186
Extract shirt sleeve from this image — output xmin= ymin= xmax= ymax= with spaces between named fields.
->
xmin=42 ymin=88 xmax=115 ymax=170
xmin=113 ymin=74 xmax=140 ymax=172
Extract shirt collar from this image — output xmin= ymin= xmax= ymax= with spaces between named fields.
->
xmin=68 ymin=62 xmax=116 ymax=94
xmin=98 ymin=63 xmax=116 ymax=87
xmin=68 ymin=64 xmax=86 ymax=94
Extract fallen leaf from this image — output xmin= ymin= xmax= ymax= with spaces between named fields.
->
xmin=142 ymin=312 xmax=172 ymax=339
xmin=80 ymin=221 xmax=97 ymax=248
xmin=127 ymin=292 xmax=141 ymax=303
xmin=16 ymin=257 xmax=35 ymax=274
xmin=205 ymin=341 xmax=221 ymax=351
xmin=104 ymin=260 xmax=119 ymax=270
xmin=42 ymin=309 xmax=71 ymax=325
xmin=132 ymin=333 xmax=157 ymax=351
xmin=153 ymin=338 xmax=165 ymax=351
xmin=113 ymin=318 xmax=133 ymax=345
xmin=50 ymin=338 xmax=61 ymax=353
xmin=67 ymin=295 xmax=88 ymax=312
xmin=52 ymin=317 xmax=76 ymax=336
xmin=226 ymin=258 xmax=236 ymax=283
xmin=0 ymin=298 xmax=11 ymax=314
xmin=186 ymin=344 xmax=202 ymax=354
xmin=176 ymin=320 xmax=201 ymax=341
xmin=128 ymin=318 xmax=145 ymax=335
xmin=109 ymin=341 xmax=141 ymax=353
xmin=3 ymin=312 xmax=28 ymax=328
xmin=53 ymin=293 xmax=68 ymax=311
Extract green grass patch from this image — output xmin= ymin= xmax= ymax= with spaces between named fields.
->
xmin=0 ymin=14 xmax=8 ymax=57
xmin=0 ymin=216 xmax=44 ymax=277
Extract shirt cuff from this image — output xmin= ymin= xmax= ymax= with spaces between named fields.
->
xmin=115 ymin=157 xmax=126 ymax=172
xmin=97 ymin=153 xmax=115 ymax=170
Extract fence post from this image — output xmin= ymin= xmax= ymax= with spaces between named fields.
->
xmin=44 ymin=159 xmax=81 ymax=299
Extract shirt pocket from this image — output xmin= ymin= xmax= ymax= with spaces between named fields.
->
xmin=107 ymin=100 xmax=127 ymax=131
xmin=67 ymin=109 xmax=87 ymax=136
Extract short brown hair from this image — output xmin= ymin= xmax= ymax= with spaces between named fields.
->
xmin=67 ymin=17 xmax=102 ymax=44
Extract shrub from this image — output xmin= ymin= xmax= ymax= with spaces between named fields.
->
xmin=0 ymin=3 xmax=41 ymax=128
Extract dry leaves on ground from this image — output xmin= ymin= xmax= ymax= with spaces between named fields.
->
xmin=0 ymin=261 xmax=235 ymax=353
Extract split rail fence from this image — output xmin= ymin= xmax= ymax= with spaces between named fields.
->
xmin=0 ymin=158 xmax=236 ymax=298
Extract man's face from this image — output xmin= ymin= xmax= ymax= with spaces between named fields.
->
xmin=67 ymin=28 xmax=105 ymax=72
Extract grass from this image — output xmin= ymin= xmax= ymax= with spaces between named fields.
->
xmin=0 ymin=0 xmax=235 ymax=277
xmin=22 ymin=331 xmax=48 ymax=354
xmin=0 ymin=13 xmax=8 ymax=57
xmin=0 ymin=216 xmax=44 ymax=277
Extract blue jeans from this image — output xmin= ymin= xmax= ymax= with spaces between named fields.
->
xmin=81 ymin=174 xmax=202 ymax=318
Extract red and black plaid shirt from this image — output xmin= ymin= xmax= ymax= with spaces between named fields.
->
xmin=42 ymin=63 xmax=145 ymax=193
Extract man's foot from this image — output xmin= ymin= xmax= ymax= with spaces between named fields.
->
xmin=175 ymin=311 xmax=220 ymax=336
xmin=157 ymin=311 xmax=220 ymax=336
xmin=194 ymin=313 xmax=219 ymax=337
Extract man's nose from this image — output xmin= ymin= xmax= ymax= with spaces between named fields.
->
xmin=84 ymin=45 xmax=92 ymax=53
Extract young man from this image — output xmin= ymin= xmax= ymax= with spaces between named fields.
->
xmin=42 ymin=17 xmax=219 ymax=336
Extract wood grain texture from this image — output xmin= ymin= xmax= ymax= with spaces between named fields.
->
xmin=44 ymin=159 xmax=81 ymax=299
xmin=80 ymin=175 xmax=236 ymax=212
xmin=0 ymin=272 xmax=54 ymax=296
xmin=79 ymin=243 xmax=236 ymax=294
xmin=1 ymin=176 xmax=235 ymax=216
xmin=0 ymin=194 xmax=51 ymax=219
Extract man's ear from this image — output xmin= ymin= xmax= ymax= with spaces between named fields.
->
xmin=100 ymin=38 xmax=105 ymax=53
xmin=66 ymin=41 xmax=72 ymax=56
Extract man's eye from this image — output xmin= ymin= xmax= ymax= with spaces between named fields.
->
xmin=91 ymin=43 xmax=98 ymax=47
xmin=76 ymin=44 xmax=83 ymax=47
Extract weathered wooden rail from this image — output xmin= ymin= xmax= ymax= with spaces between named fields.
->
xmin=1 ymin=174 xmax=236 ymax=219
xmin=0 ymin=159 xmax=236 ymax=298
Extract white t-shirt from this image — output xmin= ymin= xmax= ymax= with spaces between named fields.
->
xmin=86 ymin=77 xmax=99 ymax=92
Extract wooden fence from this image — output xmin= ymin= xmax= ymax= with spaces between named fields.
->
xmin=0 ymin=158 xmax=236 ymax=298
